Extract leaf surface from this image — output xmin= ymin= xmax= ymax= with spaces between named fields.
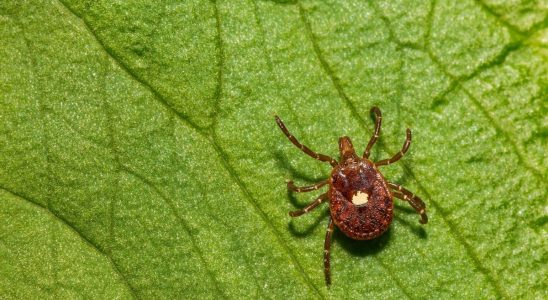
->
xmin=1 ymin=0 xmax=546 ymax=298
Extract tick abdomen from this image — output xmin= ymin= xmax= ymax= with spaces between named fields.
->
xmin=276 ymin=107 xmax=428 ymax=286
xmin=329 ymin=159 xmax=393 ymax=240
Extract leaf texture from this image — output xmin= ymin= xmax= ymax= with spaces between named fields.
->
xmin=1 ymin=0 xmax=546 ymax=298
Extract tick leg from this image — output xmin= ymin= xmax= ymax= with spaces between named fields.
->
xmin=287 ymin=179 xmax=328 ymax=193
xmin=388 ymin=182 xmax=428 ymax=224
xmin=289 ymin=193 xmax=328 ymax=217
xmin=363 ymin=106 xmax=382 ymax=158
xmin=275 ymin=116 xmax=338 ymax=167
xmin=375 ymin=128 xmax=411 ymax=166
xmin=324 ymin=217 xmax=335 ymax=286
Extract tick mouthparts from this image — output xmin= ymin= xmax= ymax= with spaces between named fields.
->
xmin=338 ymin=136 xmax=358 ymax=161
xmin=277 ymin=106 xmax=428 ymax=286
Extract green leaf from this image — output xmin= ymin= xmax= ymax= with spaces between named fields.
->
xmin=1 ymin=0 xmax=546 ymax=298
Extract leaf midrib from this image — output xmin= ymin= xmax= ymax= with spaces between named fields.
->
xmin=296 ymin=1 xmax=541 ymax=298
xmin=41 ymin=0 xmax=543 ymax=298
xmin=0 ymin=186 xmax=139 ymax=299
xmin=54 ymin=0 xmax=325 ymax=297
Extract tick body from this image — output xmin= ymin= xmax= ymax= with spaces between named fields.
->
xmin=275 ymin=107 xmax=428 ymax=286
xmin=329 ymin=152 xmax=393 ymax=240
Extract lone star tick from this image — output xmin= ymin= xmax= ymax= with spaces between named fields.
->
xmin=275 ymin=107 xmax=428 ymax=286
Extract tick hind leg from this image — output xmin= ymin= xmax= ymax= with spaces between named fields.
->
xmin=375 ymin=129 xmax=412 ymax=166
xmin=275 ymin=116 xmax=338 ymax=167
xmin=364 ymin=106 xmax=382 ymax=158
xmin=287 ymin=179 xmax=328 ymax=193
xmin=289 ymin=193 xmax=328 ymax=217
xmin=324 ymin=217 xmax=335 ymax=286
xmin=388 ymin=182 xmax=428 ymax=224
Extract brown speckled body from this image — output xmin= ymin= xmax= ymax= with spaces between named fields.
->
xmin=275 ymin=107 xmax=428 ymax=286
xmin=329 ymin=158 xmax=393 ymax=240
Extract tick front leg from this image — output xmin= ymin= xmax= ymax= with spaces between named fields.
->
xmin=275 ymin=116 xmax=338 ymax=167
xmin=289 ymin=193 xmax=328 ymax=217
xmin=287 ymin=179 xmax=328 ymax=193
xmin=363 ymin=106 xmax=382 ymax=158
xmin=388 ymin=182 xmax=428 ymax=224
xmin=324 ymin=217 xmax=335 ymax=286
xmin=375 ymin=128 xmax=411 ymax=166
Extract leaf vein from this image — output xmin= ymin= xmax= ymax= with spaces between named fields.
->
xmin=299 ymin=1 xmax=511 ymax=298
xmin=208 ymin=138 xmax=326 ymax=298
xmin=209 ymin=0 xmax=224 ymax=130
xmin=15 ymin=16 xmax=60 ymax=294
xmin=0 ymin=186 xmax=139 ymax=299
xmin=55 ymin=0 xmax=205 ymax=133
xmin=423 ymin=2 xmax=542 ymax=180
xmin=119 ymin=167 xmax=227 ymax=298
xmin=55 ymin=1 xmax=323 ymax=295
xmin=298 ymin=4 xmax=415 ymax=297
xmin=297 ymin=3 xmax=367 ymax=126
xmin=101 ymin=79 xmax=123 ymax=275
xmin=473 ymin=0 xmax=525 ymax=36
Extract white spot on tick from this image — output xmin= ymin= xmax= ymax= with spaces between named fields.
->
xmin=352 ymin=191 xmax=369 ymax=206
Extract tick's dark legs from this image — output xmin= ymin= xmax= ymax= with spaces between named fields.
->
xmin=388 ymin=182 xmax=428 ymax=224
xmin=287 ymin=179 xmax=328 ymax=192
xmin=289 ymin=193 xmax=328 ymax=217
xmin=324 ymin=217 xmax=335 ymax=286
xmin=375 ymin=129 xmax=412 ymax=166
xmin=275 ymin=116 xmax=338 ymax=167
xmin=364 ymin=106 xmax=382 ymax=158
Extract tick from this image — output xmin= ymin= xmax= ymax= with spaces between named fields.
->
xmin=275 ymin=107 xmax=428 ymax=286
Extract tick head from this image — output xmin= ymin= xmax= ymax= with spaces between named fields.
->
xmin=338 ymin=136 xmax=358 ymax=162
